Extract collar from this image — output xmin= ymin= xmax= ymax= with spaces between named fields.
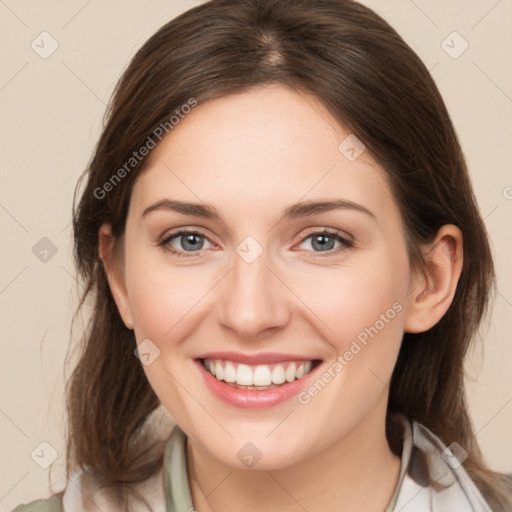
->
xmin=163 ymin=416 xmax=493 ymax=512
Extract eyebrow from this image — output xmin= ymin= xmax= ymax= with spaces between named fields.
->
xmin=142 ymin=198 xmax=376 ymax=221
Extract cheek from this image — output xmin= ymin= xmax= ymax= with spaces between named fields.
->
xmin=289 ymin=261 xmax=407 ymax=427
xmin=292 ymin=257 xmax=408 ymax=346
xmin=126 ymin=242 xmax=409 ymax=353
xmin=288 ymin=253 xmax=409 ymax=395
xmin=332 ymin=273 xmax=405 ymax=349
xmin=124 ymin=247 xmax=213 ymax=339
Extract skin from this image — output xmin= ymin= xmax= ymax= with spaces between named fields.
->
xmin=99 ymin=84 xmax=463 ymax=512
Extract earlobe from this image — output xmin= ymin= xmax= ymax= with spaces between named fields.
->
xmin=404 ymin=225 xmax=463 ymax=333
xmin=98 ymin=224 xmax=134 ymax=330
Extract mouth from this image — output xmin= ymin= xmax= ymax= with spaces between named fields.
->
xmin=198 ymin=357 xmax=322 ymax=390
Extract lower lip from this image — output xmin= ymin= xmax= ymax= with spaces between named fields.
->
xmin=195 ymin=359 xmax=321 ymax=409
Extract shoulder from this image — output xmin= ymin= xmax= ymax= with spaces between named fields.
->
xmin=12 ymin=465 xmax=166 ymax=512
xmin=11 ymin=495 xmax=63 ymax=512
xmin=394 ymin=416 xmax=495 ymax=511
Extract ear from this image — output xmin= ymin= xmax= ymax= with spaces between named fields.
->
xmin=98 ymin=223 xmax=134 ymax=330
xmin=404 ymin=224 xmax=463 ymax=333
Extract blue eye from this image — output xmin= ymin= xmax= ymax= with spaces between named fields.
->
xmin=157 ymin=230 xmax=213 ymax=257
xmin=297 ymin=229 xmax=354 ymax=255
xmin=157 ymin=228 xmax=353 ymax=258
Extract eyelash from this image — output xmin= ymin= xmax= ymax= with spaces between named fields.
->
xmin=156 ymin=228 xmax=354 ymax=259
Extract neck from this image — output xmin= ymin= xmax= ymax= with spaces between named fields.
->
xmin=186 ymin=397 xmax=402 ymax=512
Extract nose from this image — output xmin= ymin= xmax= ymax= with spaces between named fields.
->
xmin=216 ymin=246 xmax=291 ymax=339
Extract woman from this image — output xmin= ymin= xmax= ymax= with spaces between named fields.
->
xmin=13 ymin=0 xmax=512 ymax=510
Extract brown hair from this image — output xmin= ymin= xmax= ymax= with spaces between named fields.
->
xmin=66 ymin=0 xmax=511 ymax=509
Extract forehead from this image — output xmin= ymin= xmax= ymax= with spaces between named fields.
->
xmin=130 ymin=84 xmax=393 ymax=221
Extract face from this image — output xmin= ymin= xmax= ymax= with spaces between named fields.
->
xmin=112 ymin=84 xmax=415 ymax=470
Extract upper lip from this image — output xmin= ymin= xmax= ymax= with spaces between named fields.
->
xmin=196 ymin=351 xmax=321 ymax=365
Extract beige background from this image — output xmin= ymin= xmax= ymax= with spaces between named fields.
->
xmin=1 ymin=0 xmax=511 ymax=509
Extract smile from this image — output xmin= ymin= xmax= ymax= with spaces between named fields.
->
xmin=201 ymin=358 xmax=317 ymax=390
xmin=195 ymin=354 xmax=323 ymax=409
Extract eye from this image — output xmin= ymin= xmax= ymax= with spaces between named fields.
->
xmin=156 ymin=228 xmax=354 ymax=258
xmin=157 ymin=230 xmax=214 ymax=257
xmin=296 ymin=229 xmax=354 ymax=256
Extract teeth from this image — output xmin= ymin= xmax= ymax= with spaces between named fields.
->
xmin=215 ymin=361 xmax=224 ymax=380
xmin=203 ymin=358 xmax=316 ymax=387
xmin=224 ymin=362 xmax=236 ymax=382
xmin=253 ymin=365 xmax=272 ymax=386
xmin=285 ymin=363 xmax=296 ymax=382
xmin=271 ymin=365 xmax=285 ymax=384
xmin=236 ymin=364 xmax=254 ymax=385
